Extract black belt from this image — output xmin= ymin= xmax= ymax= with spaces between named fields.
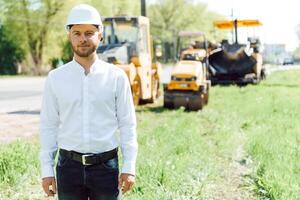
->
xmin=59 ymin=148 xmax=118 ymax=166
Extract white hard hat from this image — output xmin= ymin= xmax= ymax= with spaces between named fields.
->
xmin=66 ymin=4 xmax=103 ymax=32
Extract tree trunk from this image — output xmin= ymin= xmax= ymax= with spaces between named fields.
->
xmin=21 ymin=0 xmax=63 ymax=75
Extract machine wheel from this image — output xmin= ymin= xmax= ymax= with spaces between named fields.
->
xmin=132 ymin=79 xmax=141 ymax=106
xmin=163 ymin=98 xmax=174 ymax=109
xmin=261 ymin=68 xmax=266 ymax=80
xmin=173 ymin=97 xmax=185 ymax=109
xmin=188 ymin=93 xmax=204 ymax=111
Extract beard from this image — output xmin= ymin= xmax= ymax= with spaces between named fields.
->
xmin=71 ymin=42 xmax=97 ymax=57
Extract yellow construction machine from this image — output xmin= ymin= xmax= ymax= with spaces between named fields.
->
xmin=209 ymin=19 xmax=266 ymax=85
xmin=163 ymin=31 xmax=211 ymax=111
xmin=97 ymin=16 xmax=161 ymax=105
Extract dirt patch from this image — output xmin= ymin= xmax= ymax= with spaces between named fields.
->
xmin=0 ymin=111 xmax=40 ymax=143
xmin=201 ymin=134 xmax=257 ymax=200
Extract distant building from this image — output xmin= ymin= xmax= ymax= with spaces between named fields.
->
xmin=263 ymin=44 xmax=286 ymax=64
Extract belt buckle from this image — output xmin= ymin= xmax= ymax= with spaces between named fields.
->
xmin=82 ymin=154 xmax=93 ymax=165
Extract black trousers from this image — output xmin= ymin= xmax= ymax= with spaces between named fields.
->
xmin=56 ymin=152 xmax=121 ymax=200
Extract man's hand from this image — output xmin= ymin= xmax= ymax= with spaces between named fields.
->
xmin=119 ymin=173 xmax=135 ymax=193
xmin=42 ymin=177 xmax=56 ymax=197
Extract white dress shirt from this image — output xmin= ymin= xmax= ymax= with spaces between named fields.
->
xmin=39 ymin=59 xmax=138 ymax=178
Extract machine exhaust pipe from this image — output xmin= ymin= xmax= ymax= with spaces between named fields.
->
xmin=141 ymin=0 xmax=146 ymax=16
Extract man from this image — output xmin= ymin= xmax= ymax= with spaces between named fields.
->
xmin=39 ymin=4 xmax=138 ymax=200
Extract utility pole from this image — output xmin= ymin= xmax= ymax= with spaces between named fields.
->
xmin=234 ymin=19 xmax=238 ymax=44
xmin=141 ymin=0 xmax=146 ymax=16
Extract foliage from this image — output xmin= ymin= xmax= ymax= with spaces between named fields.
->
xmin=0 ymin=26 xmax=25 ymax=75
xmin=61 ymin=40 xmax=73 ymax=64
xmin=148 ymin=0 xmax=226 ymax=43
xmin=0 ymin=0 xmax=64 ymax=75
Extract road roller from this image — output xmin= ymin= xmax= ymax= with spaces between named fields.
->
xmin=163 ymin=31 xmax=211 ymax=111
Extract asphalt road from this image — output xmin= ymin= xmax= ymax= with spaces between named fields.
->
xmin=0 ymin=64 xmax=299 ymax=114
xmin=267 ymin=64 xmax=300 ymax=73
xmin=0 ymin=77 xmax=45 ymax=113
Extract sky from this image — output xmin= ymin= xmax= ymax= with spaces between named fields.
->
xmin=148 ymin=0 xmax=300 ymax=51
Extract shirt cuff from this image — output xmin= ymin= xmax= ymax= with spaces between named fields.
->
xmin=121 ymin=161 xmax=136 ymax=176
xmin=41 ymin=164 xmax=55 ymax=178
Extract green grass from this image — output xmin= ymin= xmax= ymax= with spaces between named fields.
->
xmin=1 ymin=70 xmax=300 ymax=199
xmin=126 ymin=106 xmax=243 ymax=199
xmin=0 ymin=140 xmax=39 ymax=185
xmin=0 ymin=140 xmax=42 ymax=199
xmin=243 ymin=71 xmax=300 ymax=200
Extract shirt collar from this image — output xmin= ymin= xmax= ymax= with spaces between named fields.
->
xmin=72 ymin=58 xmax=103 ymax=75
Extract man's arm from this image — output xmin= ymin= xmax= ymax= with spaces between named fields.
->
xmin=39 ymin=73 xmax=60 ymax=196
xmin=115 ymin=71 xmax=138 ymax=193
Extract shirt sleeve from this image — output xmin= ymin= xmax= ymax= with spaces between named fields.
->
xmin=116 ymin=70 xmax=138 ymax=176
xmin=39 ymin=72 xmax=59 ymax=178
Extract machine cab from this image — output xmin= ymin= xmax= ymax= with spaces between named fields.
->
xmin=180 ymin=49 xmax=207 ymax=62
xmin=97 ymin=16 xmax=151 ymax=68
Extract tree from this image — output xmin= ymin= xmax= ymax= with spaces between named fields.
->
xmin=0 ymin=0 xmax=64 ymax=75
xmin=148 ymin=0 xmax=226 ymax=42
xmin=0 ymin=25 xmax=25 ymax=74
xmin=21 ymin=0 xmax=63 ymax=75
xmin=147 ymin=0 xmax=226 ymax=61
xmin=61 ymin=40 xmax=73 ymax=64
xmin=90 ymin=0 xmax=140 ymax=16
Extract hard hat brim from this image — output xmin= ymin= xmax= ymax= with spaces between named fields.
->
xmin=65 ymin=22 xmax=103 ymax=32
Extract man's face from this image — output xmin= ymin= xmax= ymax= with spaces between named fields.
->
xmin=68 ymin=24 xmax=102 ymax=57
